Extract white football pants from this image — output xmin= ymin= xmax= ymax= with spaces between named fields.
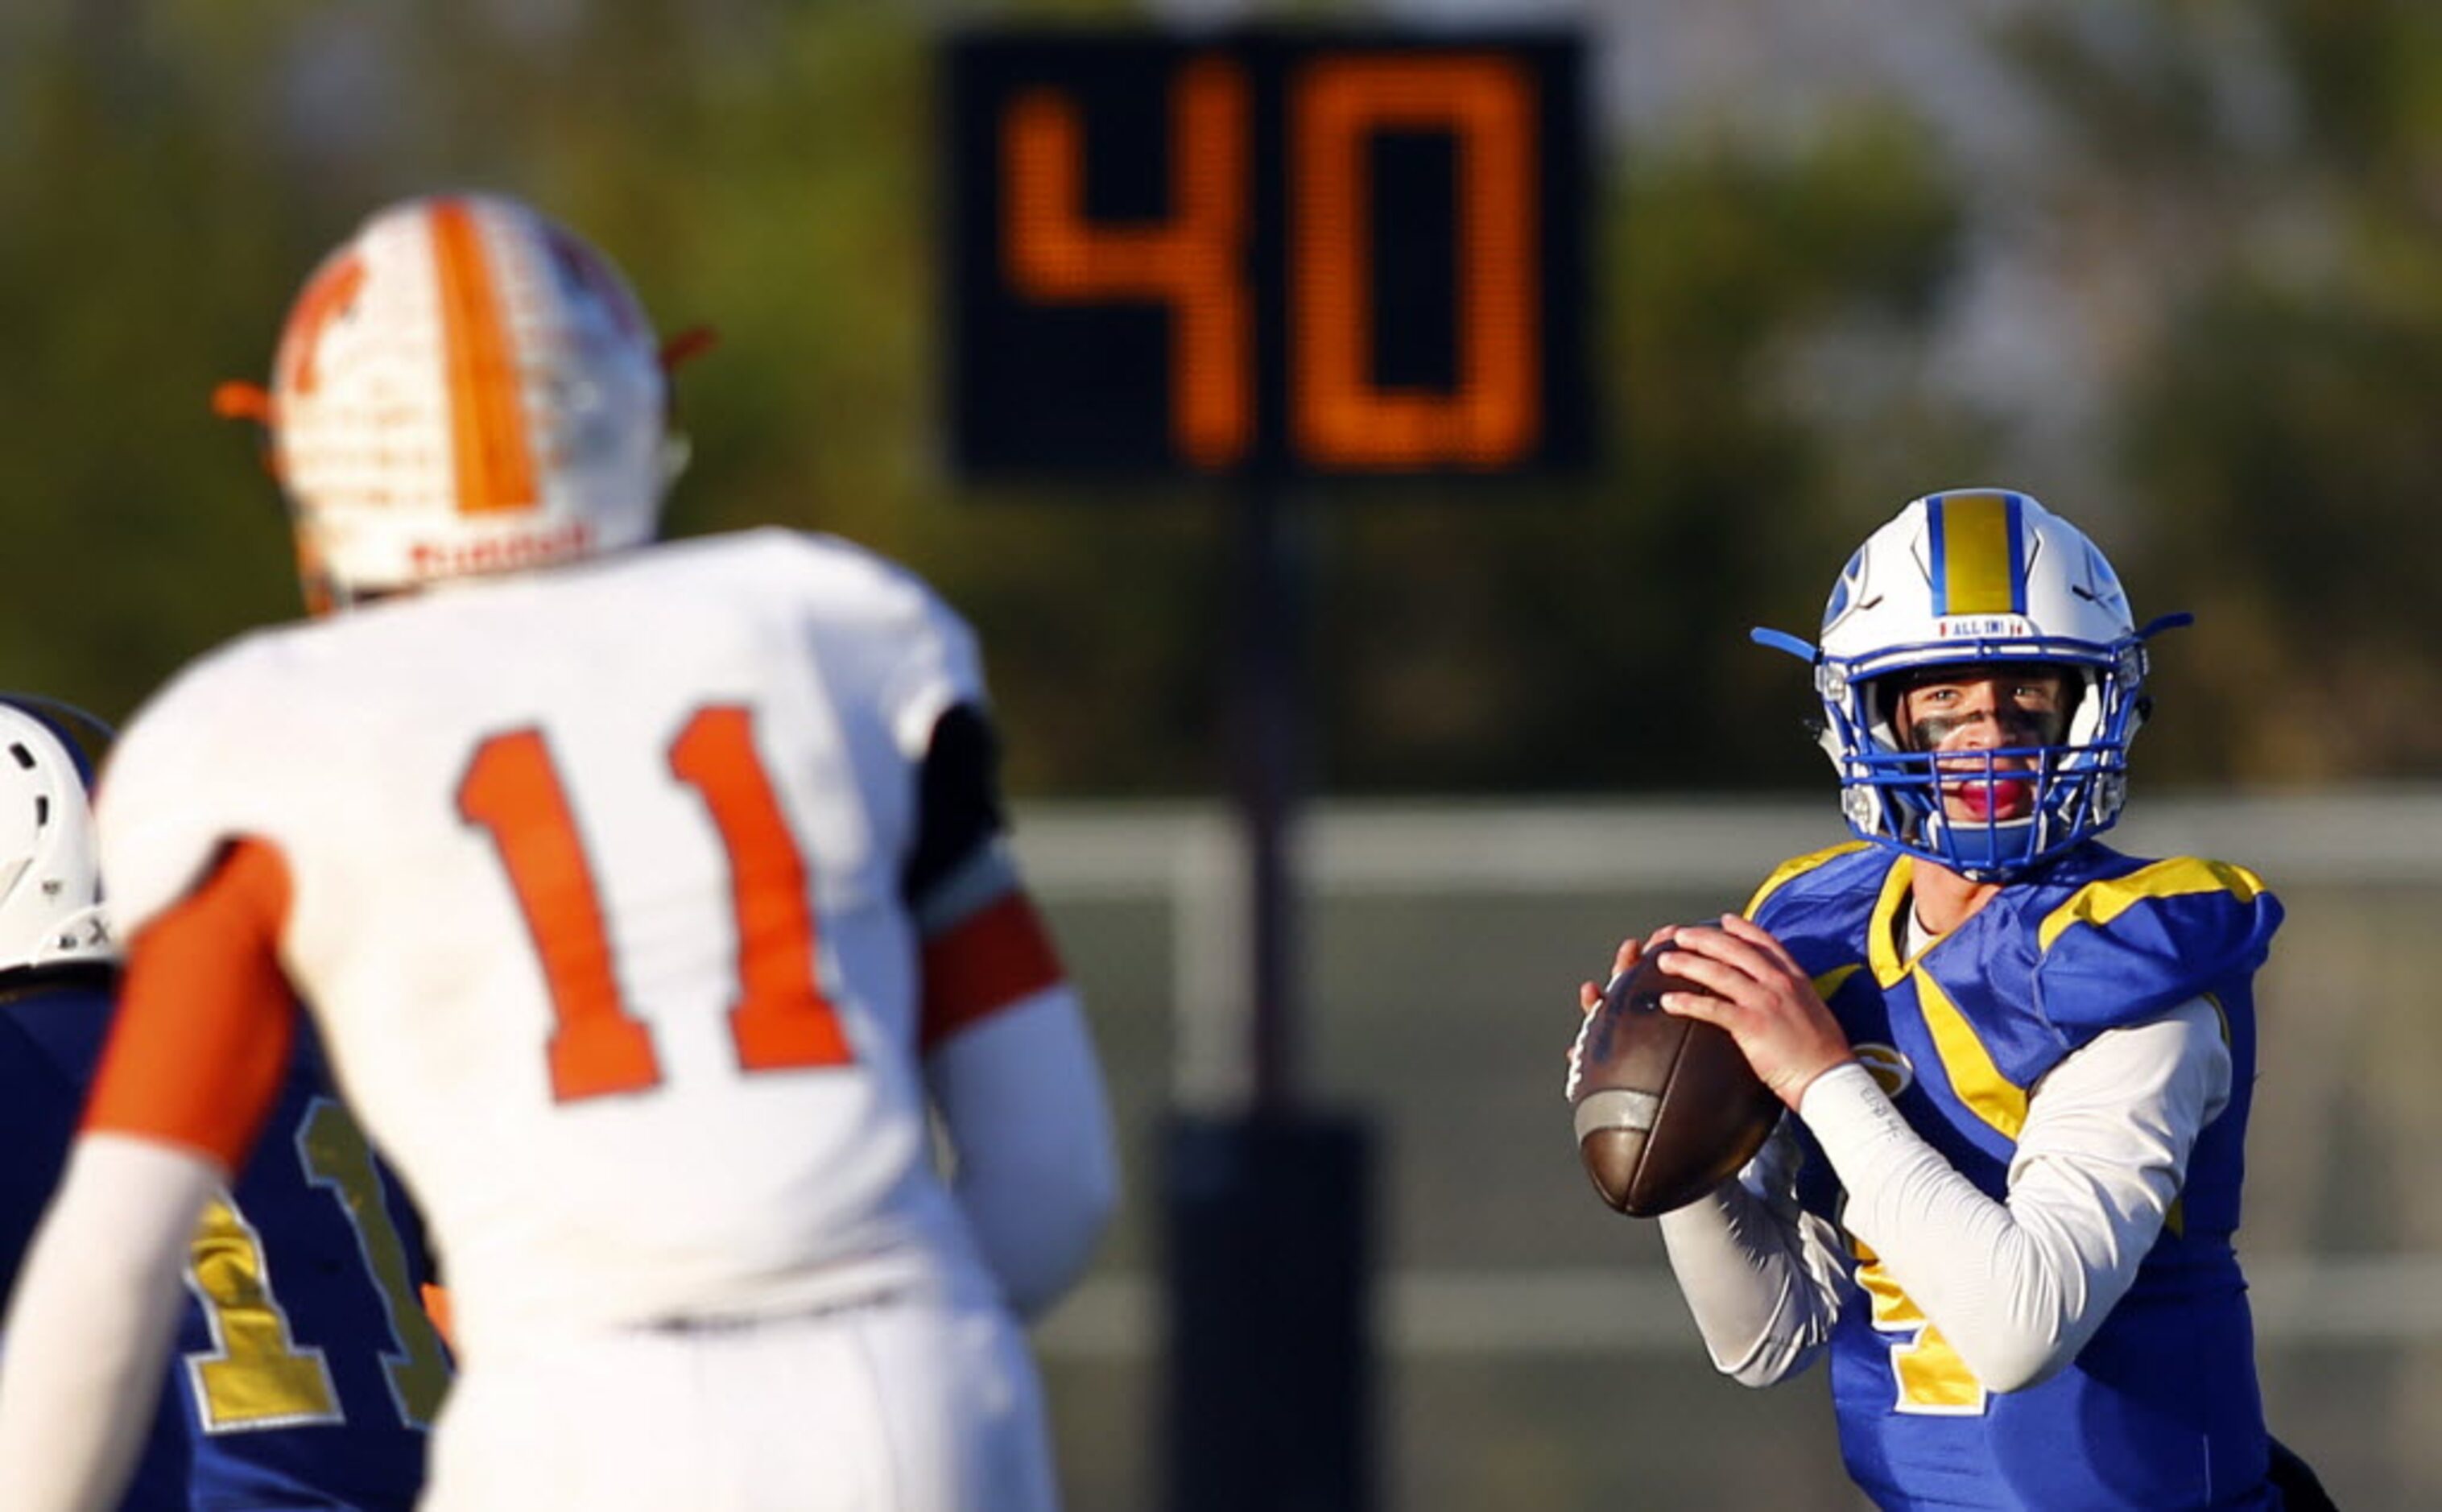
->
xmin=419 ymin=1291 xmax=1058 ymax=1510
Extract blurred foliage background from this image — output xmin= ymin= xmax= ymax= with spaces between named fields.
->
xmin=10 ymin=0 xmax=2441 ymax=797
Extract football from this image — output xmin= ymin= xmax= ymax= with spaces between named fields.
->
xmin=1571 ymin=944 xmax=1782 ymax=1217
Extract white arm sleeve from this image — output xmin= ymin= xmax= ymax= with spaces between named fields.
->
xmin=1796 ymin=996 xmax=2232 ymax=1393
xmin=0 ymin=1134 xmax=221 ymax=1512
xmin=1656 ymin=1118 xmax=1855 ymax=1386
xmin=923 ymin=982 xmax=1119 ymax=1321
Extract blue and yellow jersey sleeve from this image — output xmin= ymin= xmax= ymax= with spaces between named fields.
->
xmin=2031 ymin=857 xmax=2281 ymax=1040
xmin=1744 ymin=842 xmax=1890 ymax=992
xmin=1744 ymin=840 xmax=1876 ymax=923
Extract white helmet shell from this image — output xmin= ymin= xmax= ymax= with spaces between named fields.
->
xmin=1817 ymin=487 xmax=2138 ymax=700
xmin=0 ymin=700 xmax=111 ymax=973
xmin=1757 ymin=489 xmax=2180 ymax=880
xmin=265 ymin=193 xmax=670 ymax=609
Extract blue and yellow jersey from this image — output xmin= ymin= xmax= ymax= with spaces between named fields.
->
xmin=2 ymin=973 xmax=447 ymax=1510
xmin=0 ymin=990 xmax=192 ymax=1509
xmin=1747 ymin=841 xmax=2282 ymax=1510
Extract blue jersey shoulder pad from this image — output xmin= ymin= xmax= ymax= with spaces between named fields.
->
xmin=2033 ymin=857 xmax=2282 ymax=1035
xmin=1746 ymin=841 xmax=1880 ymax=924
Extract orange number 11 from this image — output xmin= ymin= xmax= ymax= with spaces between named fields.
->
xmin=457 ymin=706 xmax=855 ymax=1104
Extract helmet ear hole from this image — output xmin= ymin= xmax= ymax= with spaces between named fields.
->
xmin=1859 ymin=676 xmax=1908 ymax=756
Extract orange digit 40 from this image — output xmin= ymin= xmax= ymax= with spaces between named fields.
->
xmin=457 ymin=705 xmax=854 ymax=1103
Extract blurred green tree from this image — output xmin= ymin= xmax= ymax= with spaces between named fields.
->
xmin=2003 ymin=0 xmax=2442 ymax=783
xmin=1316 ymin=114 xmax=1967 ymax=791
xmin=29 ymin=2 xmax=2436 ymax=796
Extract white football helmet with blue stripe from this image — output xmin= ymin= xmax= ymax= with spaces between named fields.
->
xmin=1755 ymin=490 xmax=2188 ymax=880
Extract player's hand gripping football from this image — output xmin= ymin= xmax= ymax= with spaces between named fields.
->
xmin=1645 ymin=914 xmax=1857 ymax=1110
xmin=1569 ymin=924 xmax=1678 ymax=1097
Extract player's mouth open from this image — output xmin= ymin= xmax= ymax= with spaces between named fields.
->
xmin=1942 ymin=772 xmax=2035 ymax=821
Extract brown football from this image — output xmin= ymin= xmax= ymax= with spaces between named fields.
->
xmin=1571 ymin=944 xmax=1782 ymax=1217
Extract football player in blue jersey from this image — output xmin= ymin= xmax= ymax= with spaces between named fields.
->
xmin=1579 ymin=491 xmax=2333 ymax=1509
xmin=0 ymin=696 xmax=448 ymax=1509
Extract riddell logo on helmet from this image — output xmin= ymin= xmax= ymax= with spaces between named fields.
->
xmin=407 ymin=521 xmax=597 ymax=577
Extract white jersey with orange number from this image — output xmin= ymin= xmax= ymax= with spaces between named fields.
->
xmin=94 ymin=528 xmax=1003 ymax=1361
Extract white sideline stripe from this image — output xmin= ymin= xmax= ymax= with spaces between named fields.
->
xmin=1031 ymin=1258 xmax=2442 ymax=1361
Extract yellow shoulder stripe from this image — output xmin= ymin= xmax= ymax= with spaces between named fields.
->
xmin=1913 ymin=967 xmax=2027 ymax=1140
xmin=1744 ymin=840 xmax=1872 ymax=918
xmin=2037 ymin=858 xmax=2270 ymax=952
xmin=1866 ymin=854 xmax=1917 ymax=989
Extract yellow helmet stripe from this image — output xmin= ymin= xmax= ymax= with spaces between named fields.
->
xmin=1929 ymin=490 xmax=2023 ymax=617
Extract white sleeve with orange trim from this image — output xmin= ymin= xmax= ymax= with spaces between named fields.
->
xmin=83 ymin=838 xmax=302 ymax=1170
xmin=92 ymin=634 xmax=286 ymax=942
xmin=83 ymin=641 xmax=304 ymax=1172
xmin=875 ymin=575 xmax=1118 ymax=1318
xmin=0 ymin=1136 xmax=221 ymax=1512
xmin=0 ymin=814 xmax=306 ymax=1502
xmin=913 ymin=841 xmax=1117 ymax=1320
xmin=924 ymin=978 xmax=1118 ymax=1320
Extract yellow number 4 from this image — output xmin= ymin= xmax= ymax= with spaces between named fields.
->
xmin=1856 ymin=1248 xmax=1986 ymax=1415
xmin=183 ymin=1097 xmax=449 ymax=1432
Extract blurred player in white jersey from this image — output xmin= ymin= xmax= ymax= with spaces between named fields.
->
xmin=0 ymin=192 xmax=1118 ymax=1510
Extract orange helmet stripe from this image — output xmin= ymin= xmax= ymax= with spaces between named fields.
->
xmin=429 ymin=199 xmax=538 ymax=515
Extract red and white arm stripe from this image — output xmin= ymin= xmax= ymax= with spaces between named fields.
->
xmin=918 ymin=884 xmax=1068 ymax=1056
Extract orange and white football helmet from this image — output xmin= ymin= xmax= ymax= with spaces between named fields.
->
xmin=219 ymin=193 xmax=679 ymax=612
